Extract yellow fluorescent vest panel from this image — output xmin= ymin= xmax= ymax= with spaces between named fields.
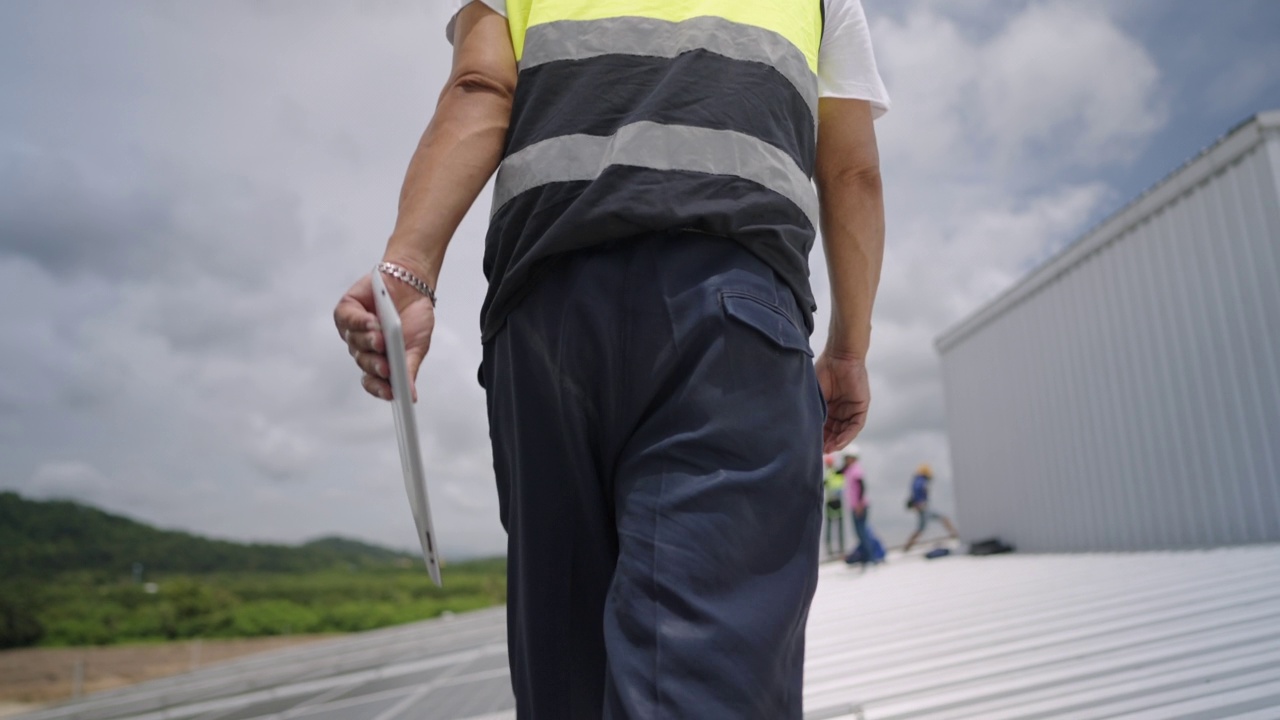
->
xmin=505 ymin=0 xmax=822 ymax=73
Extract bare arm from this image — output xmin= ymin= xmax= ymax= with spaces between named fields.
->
xmin=381 ymin=3 xmax=518 ymax=287
xmin=817 ymin=98 xmax=884 ymax=359
xmin=813 ymin=98 xmax=885 ymax=450
xmin=334 ymin=3 xmax=517 ymax=400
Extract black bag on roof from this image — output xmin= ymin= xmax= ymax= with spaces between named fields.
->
xmin=969 ymin=538 xmax=1015 ymax=556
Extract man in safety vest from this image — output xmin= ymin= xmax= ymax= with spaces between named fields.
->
xmin=335 ymin=0 xmax=889 ymax=716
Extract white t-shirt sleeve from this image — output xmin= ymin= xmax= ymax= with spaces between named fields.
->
xmin=819 ymin=0 xmax=890 ymax=118
xmin=446 ymin=0 xmax=507 ymax=44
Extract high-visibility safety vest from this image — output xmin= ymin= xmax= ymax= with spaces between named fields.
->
xmin=480 ymin=0 xmax=825 ymax=340
xmin=825 ymin=468 xmax=845 ymax=499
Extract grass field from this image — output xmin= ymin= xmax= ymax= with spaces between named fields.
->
xmin=0 ymin=494 xmax=509 ymax=712
xmin=4 ymin=558 xmax=506 ymax=649
xmin=0 ymin=558 xmax=507 ymax=713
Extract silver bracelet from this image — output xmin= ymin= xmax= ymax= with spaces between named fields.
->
xmin=377 ymin=262 xmax=437 ymax=306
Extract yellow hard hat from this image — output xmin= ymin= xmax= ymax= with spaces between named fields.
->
xmin=917 ymin=463 xmax=933 ymax=477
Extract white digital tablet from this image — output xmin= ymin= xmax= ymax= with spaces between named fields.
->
xmin=371 ymin=269 xmax=443 ymax=587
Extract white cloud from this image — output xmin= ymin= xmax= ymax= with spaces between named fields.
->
xmin=977 ymin=2 xmax=1165 ymax=167
xmin=26 ymin=462 xmax=114 ymax=502
xmin=871 ymin=9 xmax=981 ymax=172
xmin=246 ymin=416 xmax=319 ymax=481
xmin=871 ymin=2 xmax=1164 ymax=176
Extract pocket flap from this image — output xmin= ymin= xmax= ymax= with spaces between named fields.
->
xmin=722 ymin=292 xmax=813 ymax=357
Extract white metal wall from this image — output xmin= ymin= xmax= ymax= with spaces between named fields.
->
xmin=937 ymin=113 xmax=1280 ymax=552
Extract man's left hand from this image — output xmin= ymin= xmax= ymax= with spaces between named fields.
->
xmin=815 ymin=351 xmax=870 ymax=452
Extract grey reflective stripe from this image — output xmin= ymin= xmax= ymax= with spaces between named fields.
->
xmin=521 ymin=17 xmax=818 ymax=119
xmin=491 ymin=121 xmax=819 ymax=231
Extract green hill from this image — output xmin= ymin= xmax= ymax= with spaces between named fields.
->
xmin=0 ymin=492 xmax=506 ymax=649
xmin=0 ymin=491 xmax=416 ymax=579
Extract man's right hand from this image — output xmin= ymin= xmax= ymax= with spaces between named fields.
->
xmin=815 ymin=350 xmax=870 ymax=452
xmin=333 ymin=271 xmax=436 ymax=402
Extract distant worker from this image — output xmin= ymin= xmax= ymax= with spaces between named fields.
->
xmin=843 ymin=446 xmax=872 ymax=563
xmin=824 ymin=454 xmax=846 ymax=557
xmin=843 ymin=445 xmax=884 ymax=566
xmin=903 ymin=464 xmax=958 ymax=552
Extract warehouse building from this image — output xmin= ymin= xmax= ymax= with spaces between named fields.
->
xmin=937 ymin=110 xmax=1280 ymax=553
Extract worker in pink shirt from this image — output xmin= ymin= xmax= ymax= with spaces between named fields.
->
xmin=843 ymin=446 xmax=883 ymax=566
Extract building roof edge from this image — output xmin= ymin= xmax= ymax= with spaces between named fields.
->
xmin=935 ymin=110 xmax=1277 ymax=354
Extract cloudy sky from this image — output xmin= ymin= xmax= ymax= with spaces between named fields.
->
xmin=2 ymin=1 xmax=1279 ymax=558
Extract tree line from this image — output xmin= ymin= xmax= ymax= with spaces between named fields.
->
xmin=0 ymin=492 xmax=505 ymax=649
xmin=0 ymin=491 xmax=417 ymax=578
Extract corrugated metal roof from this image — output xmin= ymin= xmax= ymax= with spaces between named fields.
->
xmin=17 ymin=544 xmax=1280 ymax=719
xmin=11 ymin=607 xmax=516 ymax=720
xmin=803 ymin=544 xmax=1280 ymax=719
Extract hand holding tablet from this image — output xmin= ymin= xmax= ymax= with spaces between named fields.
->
xmin=370 ymin=269 xmax=443 ymax=587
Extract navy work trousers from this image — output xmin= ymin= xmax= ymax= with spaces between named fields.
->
xmin=481 ymin=232 xmax=825 ymax=719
